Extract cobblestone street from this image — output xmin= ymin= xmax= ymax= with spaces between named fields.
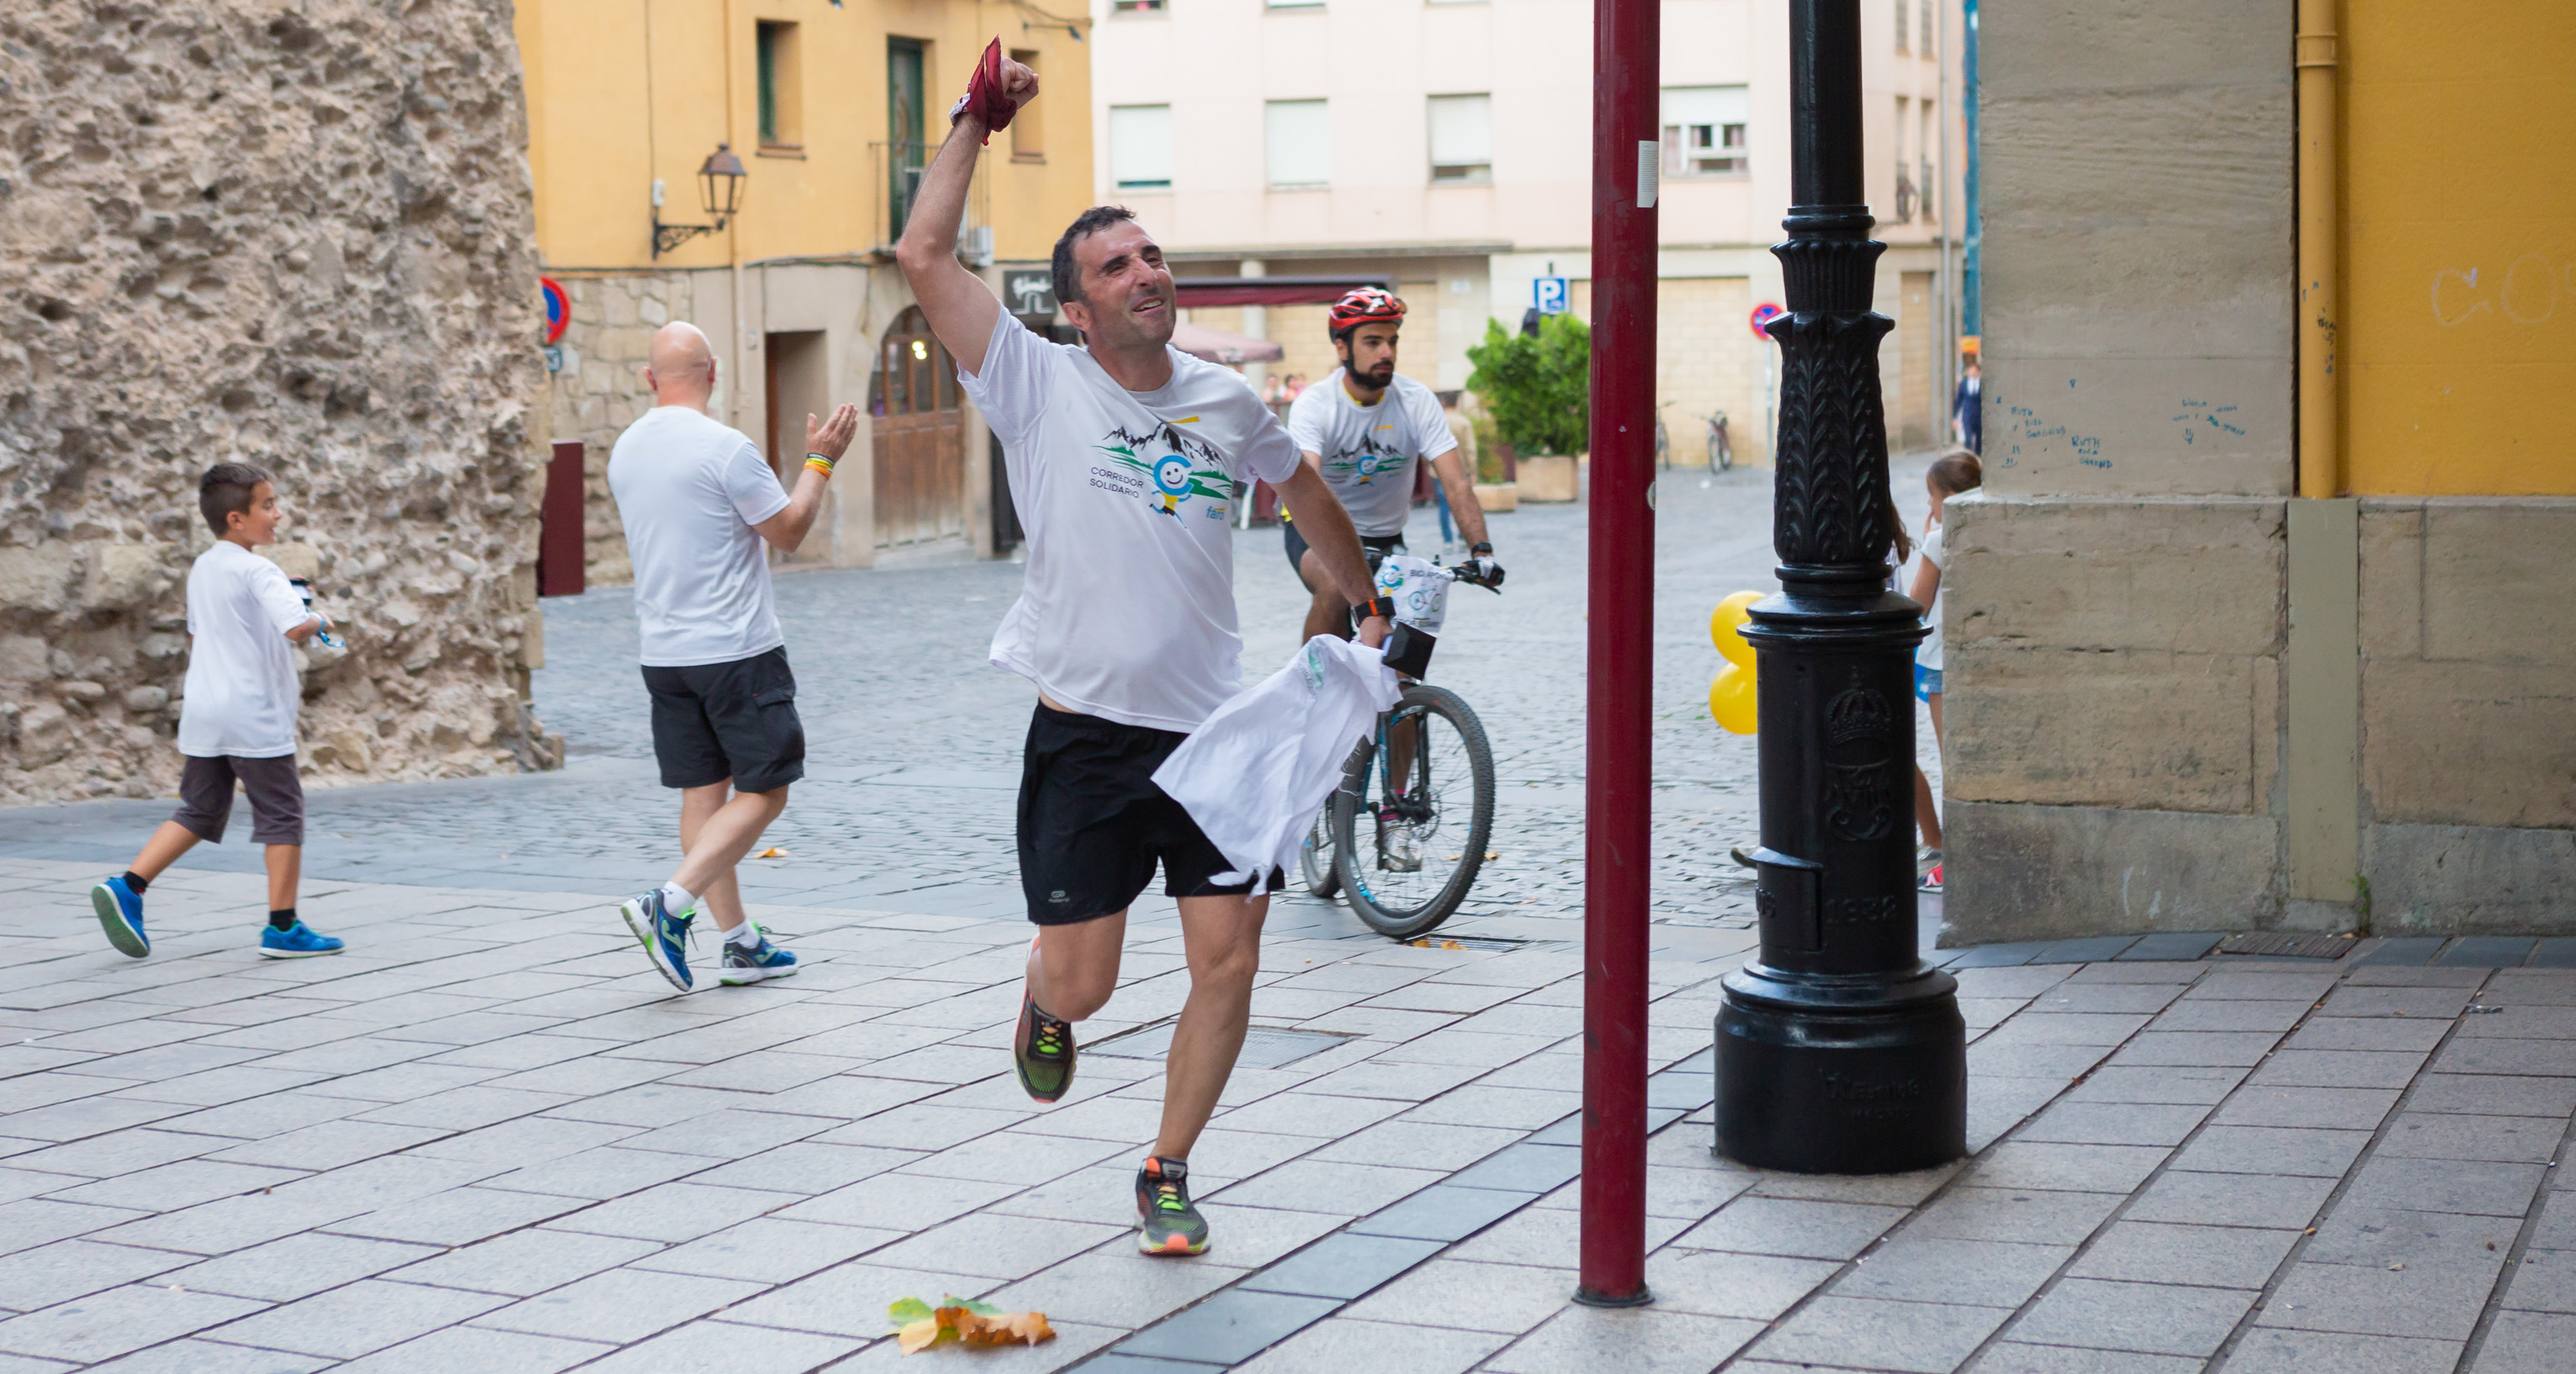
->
xmin=0 ymin=464 xmax=1845 ymax=938
xmin=3 ymin=465 xmax=2569 ymax=1372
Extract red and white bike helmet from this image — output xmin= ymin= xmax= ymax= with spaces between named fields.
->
xmin=1328 ymin=286 xmax=1407 ymax=337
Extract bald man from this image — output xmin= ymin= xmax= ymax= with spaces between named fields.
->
xmin=607 ymin=322 xmax=859 ymax=993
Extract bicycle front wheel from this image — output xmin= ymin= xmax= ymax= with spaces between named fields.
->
xmin=1331 ymin=685 xmax=1497 ymax=941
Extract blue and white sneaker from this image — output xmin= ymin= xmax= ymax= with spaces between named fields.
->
xmin=717 ymin=926 xmax=798 ymax=986
xmin=620 ymin=889 xmax=695 ymax=992
xmin=90 ymin=876 xmax=149 ymax=959
xmin=258 ymin=922 xmax=344 ymax=959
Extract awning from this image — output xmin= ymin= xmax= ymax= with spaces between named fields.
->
xmin=1171 ymin=321 xmax=1284 ymax=366
xmin=1171 ymin=274 xmax=1393 ymax=308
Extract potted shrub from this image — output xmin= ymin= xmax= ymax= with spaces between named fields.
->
xmin=1466 ymin=314 xmax=1589 ymax=503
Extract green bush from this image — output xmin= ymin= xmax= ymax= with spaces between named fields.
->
xmin=1466 ymin=314 xmax=1591 ymax=458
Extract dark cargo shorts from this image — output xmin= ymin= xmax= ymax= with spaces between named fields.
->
xmin=173 ymin=754 xmax=306 ymax=846
xmin=641 ymin=646 xmax=806 ymax=794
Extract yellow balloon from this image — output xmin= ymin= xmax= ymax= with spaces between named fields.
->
xmin=1710 ymin=591 xmax=1762 ymax=669
xmin=1709 ymin=663 xmax=1759 ymax=735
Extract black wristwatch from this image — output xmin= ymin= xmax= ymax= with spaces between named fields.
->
xmin=1471 ymin=542 xmax=1494 ymax=557
xmin=1354 ymin=596 xmax=1393 ymax=623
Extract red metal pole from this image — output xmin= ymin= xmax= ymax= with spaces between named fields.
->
xmin=1577 ymin=0 xmax=1658 ymax=1310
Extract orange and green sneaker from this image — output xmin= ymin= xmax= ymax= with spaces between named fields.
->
xmin=1014 ymin=986 xmax=1076 ymax=1104
xmin=1136 ymin=1156 xmax=1209 ymax=1257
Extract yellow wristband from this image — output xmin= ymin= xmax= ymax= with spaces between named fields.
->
xmin=804 ymin=455 xmax=835 ymax=476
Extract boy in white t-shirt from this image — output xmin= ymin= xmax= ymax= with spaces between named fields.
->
xmin=898 ymin=46 xmax=1390 ymax=1259
xmin=90 ymin=464 xmax=344 ymax=960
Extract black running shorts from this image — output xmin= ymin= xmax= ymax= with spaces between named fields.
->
xmin=1017 ymin=703 xmax=1279 ymax=925
xmin=641 ymin=646 xmax=806 ymax=793
xmin=173 ymin=754 xmax=305 ymax=846
xmin=1282 ymin=519 xmax=1407 ymax=585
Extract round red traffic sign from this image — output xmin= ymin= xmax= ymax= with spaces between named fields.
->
xmin=540 ymin=277 xmax=570 ymax=345
xmin=1750 ymin=302 xmax=1784 ymax=341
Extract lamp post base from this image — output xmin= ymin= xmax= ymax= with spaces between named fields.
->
xmin=1715 ymin=963 xmax=1967 ymax=1174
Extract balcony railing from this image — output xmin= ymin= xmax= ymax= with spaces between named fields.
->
xmin=873 ymin=140 xmax=991 ymax=263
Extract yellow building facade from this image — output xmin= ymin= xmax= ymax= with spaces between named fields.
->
xmin=1947 ymin=0 xmax=2575 ymax=942
xmin=513 ymin=0 xmax=1094 ymax=579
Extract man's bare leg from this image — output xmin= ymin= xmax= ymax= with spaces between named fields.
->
xmin=670 ymin=785 xmax=787 ymax=910
xmin=678 ymin=783 xmax=749 ymax=935
xmin=1155 ymin=891 xmax=1269 ymax=1161
xmin=126 ymin=822 xmax=200 ymax=883
xmin=1030 ymin=911 xmax=1126 ymax=1022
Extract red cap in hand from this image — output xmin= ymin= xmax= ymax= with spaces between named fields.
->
xmin=960 ymin=38 xmax=1015 ymax=145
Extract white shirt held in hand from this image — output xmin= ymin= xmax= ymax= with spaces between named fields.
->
xmin=177 ymin=541 xmax=317 ymax=759
xmin=1152 ymin=635 xmax=1401 ymax=892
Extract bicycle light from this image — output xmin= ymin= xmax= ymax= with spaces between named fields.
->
xmin=1383 ymin=623 xmax=1436 ymax=679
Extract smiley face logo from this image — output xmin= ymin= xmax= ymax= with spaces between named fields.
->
xmin=1152 ymin=455 xmax=1192 ymax=517
xmin=1354 ymin=453 xmax=1382 ymax=483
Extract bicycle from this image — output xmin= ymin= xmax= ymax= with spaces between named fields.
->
xmin=1706 ymin=410 xmax=1733 ymax=473
xmin=1300 ymin=556 xmax=1503 ymax=940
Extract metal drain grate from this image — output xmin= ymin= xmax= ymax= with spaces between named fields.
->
xmin=1089 ymin=1021 xmax=1358 ymax=1069
xmin=2215 ymin=932 xmax=2357 ymax=960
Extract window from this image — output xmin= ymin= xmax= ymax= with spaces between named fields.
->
xmin=1891 ymin=96 xmax=1915 ymax=222
xmin=1894 ymin=0 xmax=1909 ymax=52
xmin=1427 ymin=94 xmax=1492 ymax=184
xmin=1109 ymin=104 xmax=1174 ymax=190
xmin=1919 ymin=102 xmax=1936 ymax=223
xmin=1110 ymin=0 xmax=1165 ymax=12
xmin=1010 ymin=49 xmax=1044 ymax=160
xmin=1921 ymin=0 xmax=1936 ymax=55
xmin=1661 ymin=86 xmax=1748 ymax=177
xmin=756 ymin=21 xmax=802 ymax=149
xmin=1265 ymin=100 xmax=1329 ymax=187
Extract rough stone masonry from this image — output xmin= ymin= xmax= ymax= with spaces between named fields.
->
xmin=0 ymin=0 xmax=558 ymax=804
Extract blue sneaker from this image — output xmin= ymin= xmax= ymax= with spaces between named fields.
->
xmin=717 ymin=926 xmax=798 ymax=986
xmin=258 ymin=921 xmax=344 ymax=959
xmin=90 ymin=877 xmax=149 ymax=959
xmin=620 ymin=889 xmax=695 ymax=992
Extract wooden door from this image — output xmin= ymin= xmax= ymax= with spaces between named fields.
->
xmin=870 ymin=307 xmax=964 ymax=547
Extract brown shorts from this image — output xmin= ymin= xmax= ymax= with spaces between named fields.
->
xmin=173 ymin=754 xmax=306 ymax=846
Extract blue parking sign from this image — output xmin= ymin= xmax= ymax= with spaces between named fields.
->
xmin=1534 ymin=276 xmax=1570 ymax=315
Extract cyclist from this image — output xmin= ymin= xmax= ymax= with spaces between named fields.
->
xmin=1284 ymin=288 xmax=1503 ymax=872
xmin=1283 ymin=288 xmax=1502 ymax=642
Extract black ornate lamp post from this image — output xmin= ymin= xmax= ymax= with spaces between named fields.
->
xmin=1714 ymin=0 xmax=1967 ymax=1174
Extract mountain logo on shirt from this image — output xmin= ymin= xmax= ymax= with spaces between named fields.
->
xmin=1096 ymin=421 xmax=1233 ymax=521
xmin=1322 ymin=430 xmax=1408 ymax=486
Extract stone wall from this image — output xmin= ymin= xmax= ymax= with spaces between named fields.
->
xmin=0 ymin=1 xmax=556 ymax=805
xmin=542 ymin=271 xmax=707 ymax=586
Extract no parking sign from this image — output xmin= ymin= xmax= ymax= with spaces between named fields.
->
xmin=1750 ymin=301 xmax=1784 ymax=341
xmin=540 ymin=277 xmax=569 ymax=345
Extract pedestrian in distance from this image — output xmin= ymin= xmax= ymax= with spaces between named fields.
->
xmin=607 ymin=321 xmax=859 ymax=993
xmin=1951 ymin=355 xmax=1983 ymax=454
xmin=897 ymin=44 xmax=1392 ymax=1259
xmin=90 ymin=464 xmax=345 ymax=961
xmin=1911 ymin=447 xmax=1982 ymax=893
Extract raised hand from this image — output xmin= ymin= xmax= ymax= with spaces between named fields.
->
xmin=805 ymin=403 xmax=860 ymax=463
xmin=998 ymin=56 xmax=1039 ymax=111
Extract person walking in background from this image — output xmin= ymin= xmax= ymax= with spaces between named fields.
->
xmin=1912 ymin=448 xmax=1983 ymax=893
xmin=608 ymin=321 xmax=858 ymax=993
xmin=1951 ymin=355 xmax=1983 ymax=454
xmin=90 ymin=464 xmax=344 ymax=961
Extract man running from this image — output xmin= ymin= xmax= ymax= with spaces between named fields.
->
xmin=1284 ymin=287 xmax=1502 ymax=643
xmin=896 ymin=51 xmax=1390 ymax=1258
xmin=609 ymin=321 xmax=858 ymax=994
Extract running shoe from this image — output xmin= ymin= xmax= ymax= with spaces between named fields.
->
xmin=1015 ymin=979 xmax=1076 ymax=1103
xmin=717 ymin=926 xmax=798 ymax=985
xmin=1919 ymin=863 xmax=1944 ymax=894
xmin=1916 ymin=845 xmax=1943 ymax=880
xmin=258 ymin=922 xmax=344 ymax=959
xmin=90 ymin=876 xmax=149 ymax=959
xmin=1136 ymin=1156 xmax=1209 ymax=1257
xmin=1375 ymin=812 xmax=1422 ymax=874
xmin=620 ymin=888 xmax=695 ymax=992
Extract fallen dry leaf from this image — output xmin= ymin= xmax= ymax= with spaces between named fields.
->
xmin=756 ymin=847 xmax=789 ymax=859
xmin=888 ymin=1295 xmax=1054 ymax=1355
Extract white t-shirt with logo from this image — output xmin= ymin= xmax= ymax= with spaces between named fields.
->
xmin=607 ymin=406 xmax=792 ymax=669
xmin=1285 ymin=370 xmax=1458 ymax=538
xmin=1916 ymin=518 xmax=1946 ymax=670
xmin=960 ymin=316 xmax=1302 ymax=732
xmin=177 ymin=541 xmax=315 ymax=759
